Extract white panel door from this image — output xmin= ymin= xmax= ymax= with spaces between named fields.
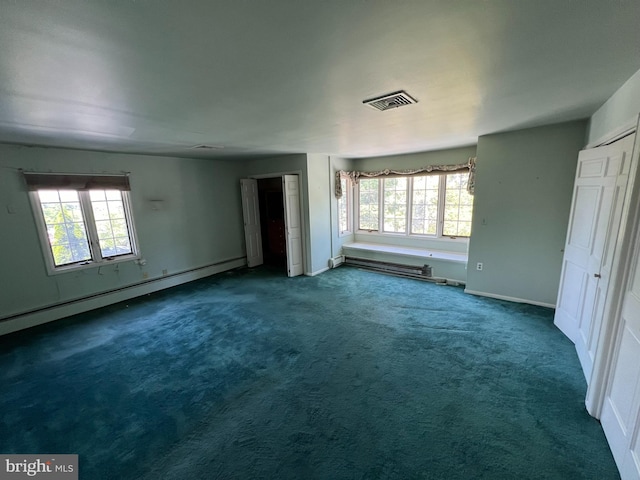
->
xmin=240 ymin=178 xmax=264 ymax=268
xmin=554 ymin=135 xmax=634 ymax=381
xmin=600 ymin=225 xmax=640 ymax=480
xmin=283 ymin=175 xmax=304 ymax=277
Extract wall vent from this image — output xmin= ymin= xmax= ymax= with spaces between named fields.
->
xmin=363 ymin=90 xmax=418 ymax=111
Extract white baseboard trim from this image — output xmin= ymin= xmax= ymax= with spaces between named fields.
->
xmin=306 ymin=266 xmax=330 ymax=277
xmin=464 ymin=289 xmax=556 ymax=309
xmin=0 ymin=257 xmax=247 ymax=337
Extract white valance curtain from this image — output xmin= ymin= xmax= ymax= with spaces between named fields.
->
xmin=335 ymin=157 xmax=476 ymax=198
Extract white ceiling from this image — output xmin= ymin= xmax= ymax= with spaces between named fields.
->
xmin=1 ymin=0 xmax=639 ymax=160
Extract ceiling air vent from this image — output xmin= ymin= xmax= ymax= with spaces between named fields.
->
xmin=363 ymin=90 xmax=418 ymax=111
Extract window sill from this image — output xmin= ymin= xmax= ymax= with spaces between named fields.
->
xmin=342 ymin=242 xmax=468 ymax=264
xmin=46 ymin=254 xmax=141 ymax=276
xmin=356 ymin=230 xmax=469 ymax=243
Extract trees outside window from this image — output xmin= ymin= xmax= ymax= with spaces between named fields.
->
xmin=32 ymin=188 xmax=138 ymax=272
xmin=411 ymin=175 xmax=439 ymax=235
xmin=38 ymin=190 xmax=92 ymax=266
xmin=443 ymin=173 xmax=473 ymax=237
xmin=357 ymin=172 xmax=473 ymax=238
xmin=358 ymin=178 xmax=379 ymax=231
xmin=383 ymin=178 xmax=408 ymax=233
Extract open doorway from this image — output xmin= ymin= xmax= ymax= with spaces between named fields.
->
xmin=257 ymin=177 xmax=286 ymax=271
xmin=240 ymin=174 xmax=304 ymax=277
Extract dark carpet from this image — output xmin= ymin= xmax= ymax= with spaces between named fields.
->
xmin=0 ymin=266 xmax=619 ymax=479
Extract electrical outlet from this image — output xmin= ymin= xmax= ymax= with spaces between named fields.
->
xmin=142 ymin=272 xmax=149 ymax=279
xmin=476 ymin=262 xmax=483 ymax=271
xmin=162 ymin=269 xmax=168 ymax=276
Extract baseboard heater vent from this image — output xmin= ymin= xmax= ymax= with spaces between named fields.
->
xmin=344 ymin=256 xmax=445 ymax=283
xmin=328 ymin=255 xmax=346 ymax=269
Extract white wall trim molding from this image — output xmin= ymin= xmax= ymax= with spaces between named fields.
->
xmin=248 ymin=170 xmax=300 ymax=179
xmin=586 ymin=116 xmax=637 ymax=149
xmin=0 ymin=257 xmax=247 ymax=337
xmin=464 ymin=289 xmax=555 ymax=309
xmin=306 ymin=266 xmax=330 ymax=277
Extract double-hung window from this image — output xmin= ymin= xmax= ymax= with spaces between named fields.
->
xmin=357 ymin=171 xmax=473 ymax=238
xmin=25 ymin=173 xmax=140 ymax=274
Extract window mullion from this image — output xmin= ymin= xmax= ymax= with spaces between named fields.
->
xmin=378 ymin=179 xmax=383 ymax=232
xmin=80 ymin=191 xmax=101 ymax=261
xmin=346 ymin=178 xmax=352 ymax=234
xmin=406 ymin=177 xmax=412 ymax=236
xmin=347 ymin=180 xmax=353 ymax=233
xmin=355 ymin=180 xmax=361 ymax=231
xmin=437 ymin=175 xmax=446 ymax=237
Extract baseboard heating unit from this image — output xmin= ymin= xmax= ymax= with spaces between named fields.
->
xmin=328 ymin=255 xmax=346 ymax=269
xmin=344 ymin=256 xmax=446 ymax=283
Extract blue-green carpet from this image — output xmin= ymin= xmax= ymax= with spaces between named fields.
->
xmin=0 ymin=266 xmax=619 ymax=479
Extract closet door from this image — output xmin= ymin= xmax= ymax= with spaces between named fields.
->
xmin=554 ymin=135 xmax=634 ymax=381
xmin=283 ymin=175 xmax=303 ymax=277
xmin=600 ymin=223 xmax=640 ymax=480
xmin=240 ymin=179 xmax=264 ymax=268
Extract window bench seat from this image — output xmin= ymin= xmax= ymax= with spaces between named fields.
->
xmin=341 ymin=242 xmax=468 ymax=283
xmin=342 ymin=242 xmax=468 ymax=263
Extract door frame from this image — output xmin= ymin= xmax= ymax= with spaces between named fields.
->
xmin=248 ymin=170 xmax=308 ymax=275
xmin=585 ymin=114 xmax=640 ymax=418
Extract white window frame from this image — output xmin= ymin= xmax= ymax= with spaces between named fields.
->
xmin=440 ymin=173 xmax=474 ymax=238
xmin=381 ymin=177 xmax=409 ymax=235
xmin=29 ymin=189 xmax=141 ymax=275
xmin=409 ymin=173 xmax=441 ymax=236
xmin=357 ymin=177 xmax=380 ymax=232
xmin=337 ymin=175 xmax=353 ymax=236
xmin=356 ymin=172 xmax=473 ymax=240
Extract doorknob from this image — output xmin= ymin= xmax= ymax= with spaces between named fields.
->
xmin=594 ymin=273 xmax=601 ymax=278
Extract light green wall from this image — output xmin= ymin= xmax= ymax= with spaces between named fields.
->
xmin=588 ymin=67 xmax=640 ymax=144
xmin=466 ymin=120 xmax=588 ymax=306
xmin=306 ymin=154 xmax=333 ymax=274
xmin=352 ymin=146 xmax=476 ymax=171
xmin=0 ymin=143 xmax=245 ymax=320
